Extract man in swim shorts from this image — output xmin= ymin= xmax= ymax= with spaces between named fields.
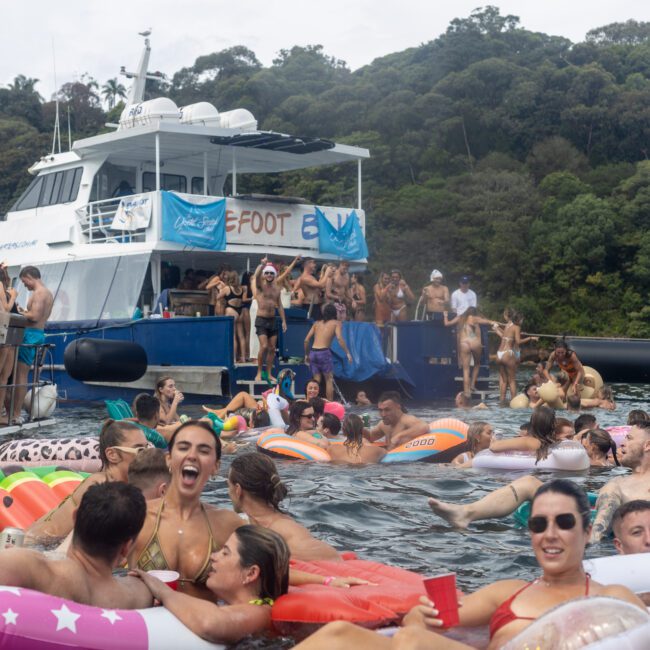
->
xmin=293 ymin=258 xmax=332 ymax=321
xmin=12 ymin=266 xmax=53 ymax=424
xmin=253 ymin=258 xmax=287 ymax=383
xmin=363 ymin=391 xmax=429 ymax=451
xmin=325 ymin=260 xmax=352 ymax=321
xmin=304 ymin=303 xmax=353 ymax=401
xmin=422 ymin=269 xmax=450 ymax=320
xmin=0 ymin=482 xmax=153 ymax=608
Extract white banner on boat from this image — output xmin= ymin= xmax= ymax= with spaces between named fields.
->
xmin=173 ymin=192 xmax=365 ymax=254
xmin=110 ymin=193 xmax=153 ymax=231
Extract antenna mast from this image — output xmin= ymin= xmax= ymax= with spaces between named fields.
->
xmin=51 ymin=39 xmax=61 ymax=155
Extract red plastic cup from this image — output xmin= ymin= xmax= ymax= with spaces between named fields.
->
xmin=423 ymin=572 xmax=459 ymax=628
xmin=147 ymin=570 xmax=180 ymax=591
xmin=163 ymin=310 xmax=171 ymax=319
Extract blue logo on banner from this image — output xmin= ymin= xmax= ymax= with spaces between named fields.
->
xmin=316 ymin=207 xmax=368 ymax=260
xmin=161 ymin=191 xmax=226 ymax=250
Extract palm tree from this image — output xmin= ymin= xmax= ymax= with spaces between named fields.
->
xmin=101 ymin=78 xmax=127 ymax=110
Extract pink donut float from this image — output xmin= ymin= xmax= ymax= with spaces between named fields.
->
xmin=0 ymin=586 xmax=223 ymax=649
xmin=606 ymin=425 xmax=630 ymax=447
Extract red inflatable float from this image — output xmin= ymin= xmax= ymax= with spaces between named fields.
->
xmin=272 ymin=557 xmax=426 ymax=637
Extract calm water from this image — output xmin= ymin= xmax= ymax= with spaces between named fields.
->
xmin=18 ymin=372 xmax=650 ymax=596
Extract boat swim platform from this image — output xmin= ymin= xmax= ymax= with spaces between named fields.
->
xmin=0 ymin=418 xmax=56 ymax=437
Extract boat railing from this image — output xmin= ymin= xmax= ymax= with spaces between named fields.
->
xmin=76 ymin=194 xmax=151 ymax=244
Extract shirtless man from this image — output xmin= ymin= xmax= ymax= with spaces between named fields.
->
xmin=385 ymin=270 xmax=414 ymax=322
xmin=253 ymin=259 xmax=287 ymax=383
xmin=426 ymin=422 xmax=650 ymax=543
xmin=363 ymin=391 xmax=429 ymax=451
xmin=294 ymin=258 xmax=332 ymax=321
xmin=0 ymin=482 xmax=152 ymax=608
xmin=304 ymin=303 xmax=352 ymax=401
xmin=325 ymin=260 xmax=351 ymax=321
xmin=13 ymin=266 xmax=54 ymax=424
xmin=421 ymin=269 xmax=450 ymax=319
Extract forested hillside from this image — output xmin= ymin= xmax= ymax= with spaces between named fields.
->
xmin=1 ymin=7 xmax=649 ymax=336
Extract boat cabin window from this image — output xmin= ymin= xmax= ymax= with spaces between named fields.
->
xmin=91 ymin=162 xmax=136 ymax=201
xmin=191 ymin=177 xmax=208 ymax=195
xmin=142 ymin=172 xmax=187 ymax=193
xmin=10 ymin=167 xmax=82 ymax=212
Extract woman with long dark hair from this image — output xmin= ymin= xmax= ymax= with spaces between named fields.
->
xmin=544 ymin=336 xmax=585 ymax=397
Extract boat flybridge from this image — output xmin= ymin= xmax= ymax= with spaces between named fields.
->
xmin=1 ymin=34 xmax=369 ymax=326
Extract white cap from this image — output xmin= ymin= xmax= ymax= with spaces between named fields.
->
xmin=430 ymin=269 xmax=443 ymax=281
xmin=262 ymin=264 xmax=277 ymax=276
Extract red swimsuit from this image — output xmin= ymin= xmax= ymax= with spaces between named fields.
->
xmin=489 ymin=574 xmax=590 ymax=639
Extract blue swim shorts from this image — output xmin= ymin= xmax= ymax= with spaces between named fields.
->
xmin=18 ymin=328 xmax=45 ymax=366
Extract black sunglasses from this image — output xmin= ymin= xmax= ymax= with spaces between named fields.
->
xmin=528 ymin=513 xmax=577 ymax=534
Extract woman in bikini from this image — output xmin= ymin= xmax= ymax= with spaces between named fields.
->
xmin=450 ymin=420 xmax=493 ymax=467
xmin=218 ymin=270 xmax=247 ymax=363
xmin=328 ymin=414 xmax=386 ymax=464
xmin=128 ymin=420 xmax=243 ymax=601
xmin=373 ymin=272 xmax=392 ymax=326
xmin=134 ymin=524 xmax=289 ymax=645
xmin=154 ymin=375 xmax=184 ymax=425
xmin=349 ymin=273 xmax=367 ymax=321
xmin=544 ymin=337 xmax=585 ymax=397
xmin=386 ymin=269 xmax=414 ymax=322
xmin=26 ymin=420 xmax=148 ymax=543
xmin=0 ymin=263 xmax=18 ymax=421
xmin=444 ymin=307 xmax=495 ymax=396
xmin=494 ymin=308 xmax=538 ymax=405
xmin=298 ymin=479 xmax=644 ymax=650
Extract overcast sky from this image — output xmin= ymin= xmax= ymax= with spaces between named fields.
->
xmin=2 ymin=0 xmax=649 ymax=101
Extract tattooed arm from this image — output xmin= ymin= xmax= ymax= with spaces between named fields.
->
xmin=591 ymin=480 xmax=623 ymax=543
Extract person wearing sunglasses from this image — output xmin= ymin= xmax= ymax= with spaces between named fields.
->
xmin=296 ymin=480 xmax=645 ymax=650
xmin=284 ymin=401 xmax=330 ymax=448
xmin=26 ymin=420 xmax=149 ymax=544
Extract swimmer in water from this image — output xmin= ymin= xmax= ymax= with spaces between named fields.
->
xmin=451 ymin=421 xmax=493 ymax=467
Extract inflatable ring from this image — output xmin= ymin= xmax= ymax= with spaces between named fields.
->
xmin=472 ymin=440 xmax=589 ymax=471
xmin=256 ymin=430 xmax=332 ymax=462
xmin=582 ymin=365 xmax=604 ymax=391
xmin=606 ymin=425 xmax=630 ymax=447
xmin=538 ymin=381 xmax=559 ymax=404
xmin=381 ymin=418 xmax=468 ymax=463
xmin=0 ymin=438 xmax=101 ymax=474
xmin=503 ymin=596 xmax=650 ymax=649
xmin=509 ymin=394 xmax=529 ymax=409
xmin=585 ymin=552 xmax=650 ymax=595
xmin=0 ymin=586 xmax=224 ymax=649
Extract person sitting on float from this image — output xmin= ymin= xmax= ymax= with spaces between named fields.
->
xmin=296 ymin=480 xmax=646 ymax=650
xmin=131 ymin=393 xmax=177 ymax=446
xmin=285 ymin=401 xmax=329 ymax=448
xmin=544 ymin=337 xmax=585 ymax=397
xmin=154 ymin=375 xmax=184 ymax=424
xmin=26 ymin=420 xmax=149 ymax=544
xmin=128 ymin=420 xmax=244 ymax=601
xmin=488 ymin=405 xmax=559 ymax=458
xmin=0 ymin=482 xmax=153 ymax=608
xmin=328 ymin=414 xmax=386 ymax=465
xmin=451 ymin=421 xmax=493 ymax=467
xmin=134 ymin=525 xmax=289 ymax=645
xmin=581 ymin=428 xmax=619 ymax=468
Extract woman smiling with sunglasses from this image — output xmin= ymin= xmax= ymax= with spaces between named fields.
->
xmin=27 ymin=420 xmax=149 ymax=544
xmin=285 ymin=400 xmax=329 ymax=448
xmin=403 ymin=479 xmax=645 ymax=649
xmin=298 ymin=480 xmax=645 ymax=650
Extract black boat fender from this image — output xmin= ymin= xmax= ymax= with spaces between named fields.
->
xmin=64 ymin=338 xmax=147 ymax=382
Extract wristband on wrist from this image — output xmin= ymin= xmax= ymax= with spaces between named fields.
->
xmin=322 ymin=576 xmax=336 ymax=586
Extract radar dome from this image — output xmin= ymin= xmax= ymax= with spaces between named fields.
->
xmin=119 ymin=98 xmax=180 ymax=129
xmin=179 ymin=102 xmax=220 ymax=126
xmin=218 ymin=108 xmax=257 ymax=131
